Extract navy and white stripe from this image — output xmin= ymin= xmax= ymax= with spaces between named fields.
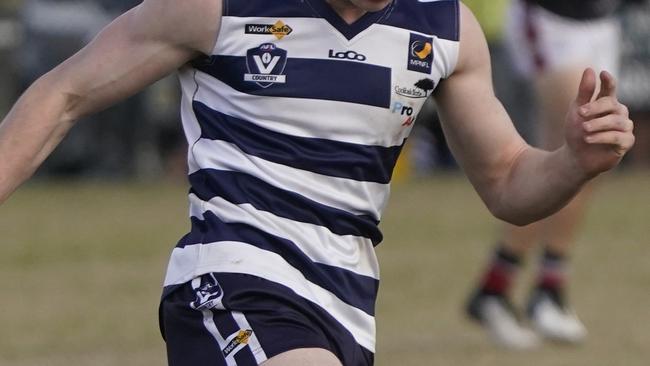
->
xmin=188 ymin=70 xmax=409 ymax=147
xmin=193 ymin=101 xmax=402 ymax=184
xmin=194 ymin=57 xmax=392 ymax=108
xmin=189 ymin=139 xmax=390 ymax=219
xmin=164 ymin=0 xmax=460 ymax=355
xmin=179 ymin=210 xmax=379 ymax=314
xmin=187 ymin=170 xmax=383 ymax=244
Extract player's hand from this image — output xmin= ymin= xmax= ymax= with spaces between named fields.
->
xmin=564 ymin=68 xmax=635 ymax=178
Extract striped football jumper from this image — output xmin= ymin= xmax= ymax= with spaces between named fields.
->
xmin=163 ymin=0 xmax=460 ymax=355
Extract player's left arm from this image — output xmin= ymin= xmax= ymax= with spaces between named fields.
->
xmin=432 ymin=3 xmax=634 ymax=225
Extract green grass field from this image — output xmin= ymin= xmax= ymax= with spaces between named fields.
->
xmin=1 ymin=172 xmax=648 ymax=365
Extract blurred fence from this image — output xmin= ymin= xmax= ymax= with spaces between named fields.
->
xmin=0 ymin=0 xmax=185 ymax=179
xmin=0 ymin=2 xmax=21 ymax=115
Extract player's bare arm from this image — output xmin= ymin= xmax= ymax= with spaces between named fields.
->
xmin=0 ymin=0 xmax=222 ymax=204
xmin=433 ymin=4 xmax=634 ymax=225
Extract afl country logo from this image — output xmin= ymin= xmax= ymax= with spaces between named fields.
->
xmin=244 ymin=43 xmax=288 ymax=88
xmin=408 ymin=33 xmax=434 ymax=74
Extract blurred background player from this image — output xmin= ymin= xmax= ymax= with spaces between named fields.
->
xmin=619 ymin=0 xmax=650 ymax=169
xmin=466 ymin=0 xmax=639 ymax=349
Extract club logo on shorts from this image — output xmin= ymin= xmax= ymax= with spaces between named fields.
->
xmin=222 ymin=329 xmax=253 ymax=357
xmin=245 ymin=43 xmax=288 ymax=88
xmin=190 ymin=273 xmax=224 ymax=311
xmin=408 ymin=33 xmax=434 ymax=74
xmin=245 ymin=20 xmax=293 ymax=40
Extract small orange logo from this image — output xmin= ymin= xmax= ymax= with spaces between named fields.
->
xmin=414 ymin=42 xmax=432 ymax=60
xmin=271 ymin=20 xmax=293 ymax=40
xmin=234 ymin=330 xmax=252 ymax=345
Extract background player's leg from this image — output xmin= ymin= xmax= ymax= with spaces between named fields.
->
xmin=502 ymin=66 xmax=591 ymax=256
xmin=501 ymin=67 xmax=590 ymax=260
xmin=521 ymin=66 xmax=589 ymax=343
xmin=467 ymin=67 xmax=590 ymax=348
xmin=262 ymin=348 xmax=343 ymax=366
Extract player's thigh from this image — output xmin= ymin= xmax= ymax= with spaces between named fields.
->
xmin=535 ymin=67 xmax=584 ymax=149
xmin=261 ymin=348 xmax=342 ymax=366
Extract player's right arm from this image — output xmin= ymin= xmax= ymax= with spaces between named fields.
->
xmin=0 ymin=0 xmax=222 ymax=204
xmin=433 ymin=4 xmax=634 ymax=225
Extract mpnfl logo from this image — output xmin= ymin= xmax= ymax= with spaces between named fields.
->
xmin=407 ymin=33 xmax=434 ymax=74
xmin=244 ymin=43 xmax=288 ymax=88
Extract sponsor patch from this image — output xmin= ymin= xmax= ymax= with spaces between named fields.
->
xmin=222 ymin=329 xmax=253 ymax=357
xmin=392 ymin=101 xmax=416 ymax=127
xmin=408 ymin=33 xmax=434 ymax=74
xmin=245 ymin=20 xmax=293 ymax=40
xmin=395 ymin=78 xmax=436 ymax=98
xmin=328 ymin=49 xmax=367 ymax=62
xmin=245 ymin=43 xmax=288 ymax=88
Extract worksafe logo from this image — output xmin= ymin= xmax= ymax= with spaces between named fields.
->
xmin=245 ymin=20 xmax=293 ymax=40
xmin=408 ymin=33 xmax=434 ymax=74
xmin=245 ymin=43 xmax=288 ymax=88
xmin=222 ymin=329 xmax=253 ymax=357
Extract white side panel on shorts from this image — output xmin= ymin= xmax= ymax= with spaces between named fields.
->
xmin=200 ymin=309 xmax=237 ymax=366
xmin=231 ymin=311 xmax=269 ymax=364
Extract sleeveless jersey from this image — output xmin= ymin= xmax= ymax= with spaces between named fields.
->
xmin=163 ymin=0 xmax=460 ymax=353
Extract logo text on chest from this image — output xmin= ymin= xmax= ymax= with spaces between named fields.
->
xmin=328 ymin=49 xmax=367 ymax=62
xmin=395 ymin=78 xmax=436 ymax=99
xmin=392 ymin=102 xmax=416 ymax=127
xmin=245 ymin=20 xmax=293 ymax=40
xmin=245 ymin=43 xmax=288 ymax=88
xmin=407 ymin=33 xmax=434 ymax=74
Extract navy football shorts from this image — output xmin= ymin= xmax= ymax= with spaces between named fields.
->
xmin=159 ymin=272 xmax=374 ymax=365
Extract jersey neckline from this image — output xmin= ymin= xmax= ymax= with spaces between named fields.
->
xmin=304 ymin=0 xmax=395 ymax=40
